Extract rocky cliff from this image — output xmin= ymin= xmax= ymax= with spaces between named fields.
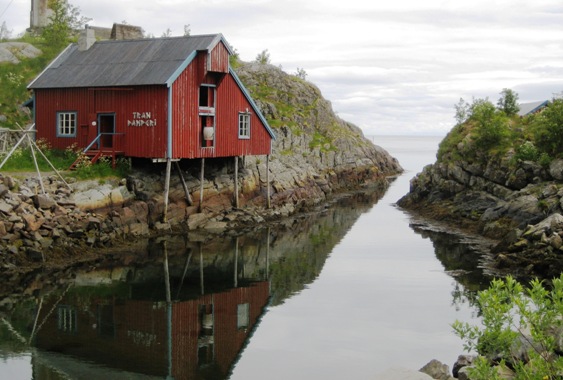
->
xmin=0 ymin=61 xmax=401 ymax=267
xmin=398 ymin=128 xmax=563 ymax=280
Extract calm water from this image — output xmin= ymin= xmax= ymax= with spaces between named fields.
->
xmin=0 ymin=136 xmax=492 ymax=379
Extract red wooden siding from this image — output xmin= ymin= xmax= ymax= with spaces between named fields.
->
xmin=35 ymin=86 xmax=169 ymax=158
xmin=171 ymin=52 xmax=272 ymax=159
xmin=34 ymin=48 xmax=272 ymax=160
xmin=208 ymin=42 xmax=230 ymax=73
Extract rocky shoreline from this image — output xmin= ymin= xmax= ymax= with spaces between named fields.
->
xmin=0 ymin=152 xmax=397 ymax=273
xmin=398 ymin=155 xmax=563 ymax=282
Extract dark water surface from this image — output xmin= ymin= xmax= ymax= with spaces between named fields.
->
xmin=0 ymin=136 xmax=492 ymax=379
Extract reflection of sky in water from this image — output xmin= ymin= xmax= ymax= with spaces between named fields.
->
xmin=0 ymin=355 xmax=32 ymax=380
xmin=231 ymin=136 xmax=479 ymax=380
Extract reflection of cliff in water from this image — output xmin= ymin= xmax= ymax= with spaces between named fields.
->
xmin=409 ymin=221 xmax=496 ymax=311
xmin=0 ymin=186 xmax=387 ymax=380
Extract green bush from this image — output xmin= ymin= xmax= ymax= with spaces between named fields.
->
xmin=514 ymin=141 xmax=539 ymax=162
xmin=470 ymin=100 xmax=510 ymax=151
xmin=452 ymin=275 xmax=563 ymax=380
xmin=531 ymin=99 xmax=563 ymax=158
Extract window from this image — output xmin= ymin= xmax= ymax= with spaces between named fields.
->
xmin=57 ymin=305 xmax=77 ymax=333
xmin=57 ymin=112 xmax=77 ymax=137
xmin=237 ymin=303 xmax=250 ymax=329
xmin=238 ymin=112 xmax=251 ymax=139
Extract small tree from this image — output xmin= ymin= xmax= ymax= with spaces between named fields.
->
xmin=0 ymin=21 xmax=12 ymax=41
xmin=497 ymin=88 xmax=520 ymax=116
xmin=295 ymin=67 xmax=307 ymax=80
xmin=470 ymin=98 xmax=509 ymax=150
xmin=255 ymin=49 xmax=270 ymax=64
xmin=42 ymin=0 xmax=91 ymax=48
xmin=183 ymin=24 xmax=191 ymax=37
xmin=454 ymin=97 xmax=471 ymax=125
xmin=453 ymin=275 xmax=563 ymax=380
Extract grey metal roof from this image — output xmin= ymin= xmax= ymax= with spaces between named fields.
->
xmin=29 ymin=34 xmax=228 ymax=89
xmin=517 ymin=100 xmax=549 ymax=117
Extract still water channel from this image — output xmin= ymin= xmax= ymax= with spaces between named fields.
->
xmin=0 ymin=136 xmax=494 ymax=379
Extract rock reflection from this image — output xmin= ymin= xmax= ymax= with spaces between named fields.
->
xmin=408 ymin=220 xmax=496 ymax=312
xmin=0 ymin=187 xmax=387 ymax=380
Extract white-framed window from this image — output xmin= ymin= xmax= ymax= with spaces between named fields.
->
xmin=238 ymin=112 xmax=251 ymax=139
xmin=57 ymin=112 xmax=77 ymax=137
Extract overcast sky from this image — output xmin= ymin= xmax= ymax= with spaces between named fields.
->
xmin=3 ymin=0 xmax=563 ymax=136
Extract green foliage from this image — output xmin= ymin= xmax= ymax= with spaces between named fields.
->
xmin=514 ymin=141 xmax=539 ymax=162
xmin=309 ymin=131 xmax=335 ymax=152
xmin=41 ymin=0 xmax=91 ymax=48
xmin=255 ymin=49 xmax=271 ymax=64
xmin=470 ymin=99 xmax=510 ymax=151
xmin=0 ymin=33 xmax=70 ymax=129
xmin=454 ymin=97 xmax=471 ymax=125
xmin=531 ymin=99 xmax=563 ymax=158
xmin=71 ymin=155 xmax=131 ymax=180
xmin=295 ymin=67 xmax=307 ymax=80
xmin=497 ymin=88 xmax=520 ymax=116
xmin=0 ymin=140 xmax=75 ymax=171
xmin=453 ymin=275 xmax=563 ymax=380
xmin=0 ymin=141 xmax=130 ymax=180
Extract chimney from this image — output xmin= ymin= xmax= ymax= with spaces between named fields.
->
xmin=78 ymin=25 xmax=95 ymax=51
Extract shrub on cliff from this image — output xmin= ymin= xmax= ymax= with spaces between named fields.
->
xmin=470 ymin=99 xmax=510 ymax=151
xmin=452 ymin=275 xmax=563 ymax=379
xmin=531 ymin=99 xmax=563 ymax=159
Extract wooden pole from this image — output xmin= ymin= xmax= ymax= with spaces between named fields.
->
xmin=199 ymin=158 xmax=205 ymax=213
xmin=27 ymin=134 xmax=46 ymax=195
xmin=175 ymin=161 xmax=193 ymax=205
xmin=266 ymin=154 xmax=271 ymax=209
xmin=234 ymin=237 xmax=239 ymax=288
xmin=13 ymin=123 xmax=72 ymax=191
xmin=0 ymin=125 xmax=32 ymax=169
xmin=234 ymin=156 xmax=239 ymax=208
xmin=163 ymin=158 xmax=172 ymax=222
xmin=199 ymin=243 xmax=204 ymax=295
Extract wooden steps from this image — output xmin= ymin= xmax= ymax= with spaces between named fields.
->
xmin=68 ymin=150 xmax=124 ymax=170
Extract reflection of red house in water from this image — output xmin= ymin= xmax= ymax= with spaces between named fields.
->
xmin=35 ymin=282 xmax=270 ymax=379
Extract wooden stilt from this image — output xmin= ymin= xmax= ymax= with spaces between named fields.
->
xmin=199 ymin=243 xmax=204 ymax=295
xmin=175 ymin=161 xmax=193 ymax=205
xmin=163 ymin=241 xmax=171 ymax=303
xmin=266 ymin=154 xmax=271 ymax=209
xmin=163 ymin=158 xmax=172 ymax=222
xmin=234 ymin=237 xmax=239 ymax=288
xmin=266 ymin=227 xmax=270 ymax=280
xmin=199 ymin=158 xmax=205 ymax=213
xmin=234 ymin=156 xmax=239 ymax=208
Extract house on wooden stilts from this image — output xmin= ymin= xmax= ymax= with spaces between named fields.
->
xmin=27 ymin=28 xmax=276 ymax=218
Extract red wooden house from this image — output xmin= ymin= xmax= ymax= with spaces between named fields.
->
xmin=27 ymin=30 xmax=275 ymax=163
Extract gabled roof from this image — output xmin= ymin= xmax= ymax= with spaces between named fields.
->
xmin=28 ymin=34 xmax=231 ymax=89
xmin=517 ymin=100 xmax=549 ymax=117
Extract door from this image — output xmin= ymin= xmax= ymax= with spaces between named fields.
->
xmin=98 ymin=113 xmax=115 ymax=149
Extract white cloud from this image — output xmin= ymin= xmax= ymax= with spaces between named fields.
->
xmin=3 ymin=0 xmax=563 ymax=135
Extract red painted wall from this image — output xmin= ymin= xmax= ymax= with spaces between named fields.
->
xmin=170 ymin=53 xmax=272 ymax=159
xmin=34 ymin=86 xmax=168 ymax=158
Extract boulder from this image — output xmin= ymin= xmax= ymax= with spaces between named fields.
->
xmin=373 ymin=367 xmax=433 ymax=380
xmin=32 ymin=194 xmax=57 ymax=210
xmin=549 ymin=158 xmax=563 ymax=180
xmin=419 ymin=359 xmax=454 ymax=380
